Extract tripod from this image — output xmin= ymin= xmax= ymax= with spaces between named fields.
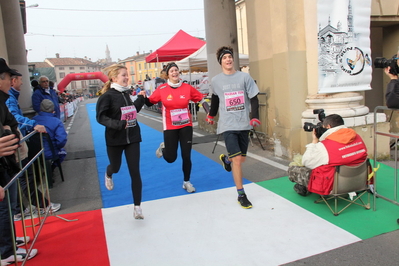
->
xmin=212 ymin=128 xmax=265 ymax=154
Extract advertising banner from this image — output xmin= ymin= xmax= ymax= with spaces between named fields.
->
xmin=318 ymin=0 xmax=372 ymax=93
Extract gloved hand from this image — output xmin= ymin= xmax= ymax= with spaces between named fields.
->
xmin=206 ymin=115 xmax=215 ymax=125
xmin=250 ymin=118 xmax=261 ymax=127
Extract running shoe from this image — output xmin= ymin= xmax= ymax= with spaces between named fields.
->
xmin=105 ymin=173 xmax=114 ymax=190
xmin=156 ymin=142 xmax=165 ymax=158
xmin=49 ymin=202 xmax=61 ymax=212
xmin=238 ymin=194 xmax=252 ymax=209
xmin=1 ymin=248 xmax=37 ymax=265
xmin=134 ymin=206 xmax=144 ymax=220
xmin=183 ymin=181 xmax=196 ymax=193
xmin=15 ymin=236 xmax=30 ymax=247
xmin=14 ymin=206 xmax=37 ymax=221
xmin=219 ymin=154 xmax=232 ymax=172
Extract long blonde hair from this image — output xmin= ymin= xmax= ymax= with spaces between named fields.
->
xmin=100 ymin=64 xmax=127 ymax=94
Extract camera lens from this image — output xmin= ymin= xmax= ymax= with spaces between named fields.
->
xmin=374 ymin=57 xmax=389 ymax=69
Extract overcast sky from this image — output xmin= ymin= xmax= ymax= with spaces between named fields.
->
xmin=24 ymin=0 xmax=206 ymax=63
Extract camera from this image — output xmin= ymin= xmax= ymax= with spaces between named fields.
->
xmin=303 ymin=109 xmax=327 ymax=139
xmin=374 ymin=54 xmax=399 ymax=75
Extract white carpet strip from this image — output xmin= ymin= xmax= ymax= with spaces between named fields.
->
xmin=102 ymin=183 xmax=360 ymax=266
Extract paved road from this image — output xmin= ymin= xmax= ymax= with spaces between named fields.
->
xmin=51 ymin=98 xmax=399 ymax=265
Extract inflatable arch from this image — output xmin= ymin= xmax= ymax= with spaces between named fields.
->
xmin=57 ymin=72 xmax=108 ymax=92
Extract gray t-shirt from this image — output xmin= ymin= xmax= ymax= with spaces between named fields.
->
xmin=211 ymin=71 xmax=259 ymax=134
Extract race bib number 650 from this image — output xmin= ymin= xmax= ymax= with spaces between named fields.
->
xmin=224 ymin=91 xmax=245 ymax=112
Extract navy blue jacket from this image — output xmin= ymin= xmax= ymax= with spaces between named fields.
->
xmin=32 ymin=86 xmax=61 ymax=119
xmin=32 ymin=112 xmax=67 ymax=159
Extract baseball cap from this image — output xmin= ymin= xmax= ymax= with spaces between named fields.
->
xmin=0 ymin=58 xmax=21 ymax=76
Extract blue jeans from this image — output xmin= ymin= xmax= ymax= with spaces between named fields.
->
xmin=0 ymin=169 xmax=18 ymax=258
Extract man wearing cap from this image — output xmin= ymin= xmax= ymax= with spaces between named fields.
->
xmin=205 ymin=46 xmax=261 ymax=209
xmin=32 ymin=99 xmax=67 ymax=165
xmin=6 ymin=70 xmax=61 ymax=217
xmin=31 ymin=75 xmax=61 ymax=119
xmin=0 ymin=58 xmax=38 ymax=264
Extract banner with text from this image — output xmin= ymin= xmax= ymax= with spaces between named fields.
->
xmin=318 ymin=0 xmax=372 ymax=93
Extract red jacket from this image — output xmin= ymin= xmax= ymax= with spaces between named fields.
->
xmin=307 ymin=128 xmax=367 ymax=195
xmin=148 ymin=83 xmax=203 ymax=131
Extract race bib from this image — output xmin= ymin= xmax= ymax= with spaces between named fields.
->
xmin=170 ymin=108 xmax=190 ymax=126
xmin=224 ymin=91 xmax=245 ymax=112
xmin=120 ymin=105 xmax=137 ymax=127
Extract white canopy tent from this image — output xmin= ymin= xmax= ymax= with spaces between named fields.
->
xmin=176 ymin=44 xmax=250 ymax=71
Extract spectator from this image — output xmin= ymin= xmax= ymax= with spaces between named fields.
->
xmin=384 ymin=62 xmax=399 ymax=109
xmin=30 ymin=79 xmax=39 ymax=91
xmin=0 ymin=58 xmax=38 ymax=265
xmin=31 ymin=76 xmax=60 ymax=119
xmin=6 ymin=70 xmax=61 ymax=217
xmin=291 ymin=114 xmax=368 ymax=196
xmin=32 ymin=99 xmax=67 ymax=164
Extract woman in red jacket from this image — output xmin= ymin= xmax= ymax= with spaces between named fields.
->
xmin=146 ymin=62 xmax=208 ymax=193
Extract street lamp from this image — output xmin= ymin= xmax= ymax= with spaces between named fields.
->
xmin=19 ymin=2 xmax=38 ymax=34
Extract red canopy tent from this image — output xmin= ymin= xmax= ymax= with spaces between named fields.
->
xmin=145 ymin=30 xmax=206 ymax=63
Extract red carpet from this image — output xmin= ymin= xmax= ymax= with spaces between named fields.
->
xmin=16 ymin=210 xmax=109 ymax=266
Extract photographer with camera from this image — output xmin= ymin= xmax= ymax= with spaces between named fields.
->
xmin=374 ymin=54 xmax=399 ymax=108
xmin=292 ymin=114 xmax=368 ymax=196
xmin=383 ymin=60 xmax=399 ymax=109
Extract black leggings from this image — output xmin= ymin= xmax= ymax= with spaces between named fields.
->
xmin=106 ymin=142 xmax=142 ymax=205
xmin=163 ymin=126 xmax=193 ymax=182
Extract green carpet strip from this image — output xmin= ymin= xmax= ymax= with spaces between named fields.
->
xmin=257 ymin=161 xmax=399 ymax=239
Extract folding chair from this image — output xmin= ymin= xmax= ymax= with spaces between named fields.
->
xmin=314 ymin=159 xmax=371 ymax=216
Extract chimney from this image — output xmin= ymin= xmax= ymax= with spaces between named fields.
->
xmin=136 ymin=51 xmax=139 ymax=56
xmin=150 ymin=50 xmax=152 ymax=53
xmin=56 ymin=53 xmax=60 ymax=58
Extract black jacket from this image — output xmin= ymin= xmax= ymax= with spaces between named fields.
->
xmin=96 ymin=88 xmax=145 ymax=146
xmin=386 ymin=78 xmax=399 ymax=109
xmin=0 ymin=90 xmax=21 ymax=179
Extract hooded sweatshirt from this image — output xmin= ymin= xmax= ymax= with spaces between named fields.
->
xmin=302 ymin=125 xmax=368 ymax=195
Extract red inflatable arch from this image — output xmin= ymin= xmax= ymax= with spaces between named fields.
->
xmin=57 ymin=72 xmax=108 ymax=92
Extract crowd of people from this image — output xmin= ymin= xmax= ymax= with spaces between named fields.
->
xmin=2 ymin=43 xmax=393 ymax=264
xmin=0 ymin=59 xmax=67 ymax=264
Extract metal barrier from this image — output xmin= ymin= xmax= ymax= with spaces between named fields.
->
xmin=373 ymin=106 xmax=399 ymax=211
xmin=0 ymin=131 xmax=76 ymax=265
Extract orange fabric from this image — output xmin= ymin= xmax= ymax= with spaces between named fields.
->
xmin=324 ymin=128 xmax=357 ymax=144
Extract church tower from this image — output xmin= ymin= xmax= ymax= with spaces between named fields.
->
xmin=105 ymin=44 xmax=112 ymax=63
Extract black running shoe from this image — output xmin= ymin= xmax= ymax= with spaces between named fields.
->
xmin=238 ymin=194 xmax=252 ymax=209
xmin=294 ymin=184 xmax=310 ymax=196
xmin=219 ymin=154 xmax=232 ymax=172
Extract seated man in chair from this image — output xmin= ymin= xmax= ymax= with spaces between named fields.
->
xmin=32 ymin=99 xmax=67 ymax=171
xmin=291 ymin=114 xmax=368 ymax=196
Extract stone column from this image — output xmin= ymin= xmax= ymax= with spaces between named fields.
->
xmin=1 ymin=0 xmax=31 ymax=112
xmin=204 ymin=0 xmax=239 ymax=81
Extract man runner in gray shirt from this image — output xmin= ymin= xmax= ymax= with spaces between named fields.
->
xmin=206 ymin=46 xmax=261 ymax=209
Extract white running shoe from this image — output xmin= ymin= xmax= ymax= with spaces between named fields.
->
xmin=105 ymin=173 xmax=114 ymax=190
xmin=1 ymin=248 xmax=37 ymax=265
xmin=134 ymin=206 xmax=144 ymax=220
xmin=155 ymin=142 xmax=165 ymax=158
xmin=183 ymin=181 xmax=196 ymax=193
xmin=49 ymin=202 xmax=61 ymax=212
xmin=15 ymin=236 xmax=30 ymax=247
